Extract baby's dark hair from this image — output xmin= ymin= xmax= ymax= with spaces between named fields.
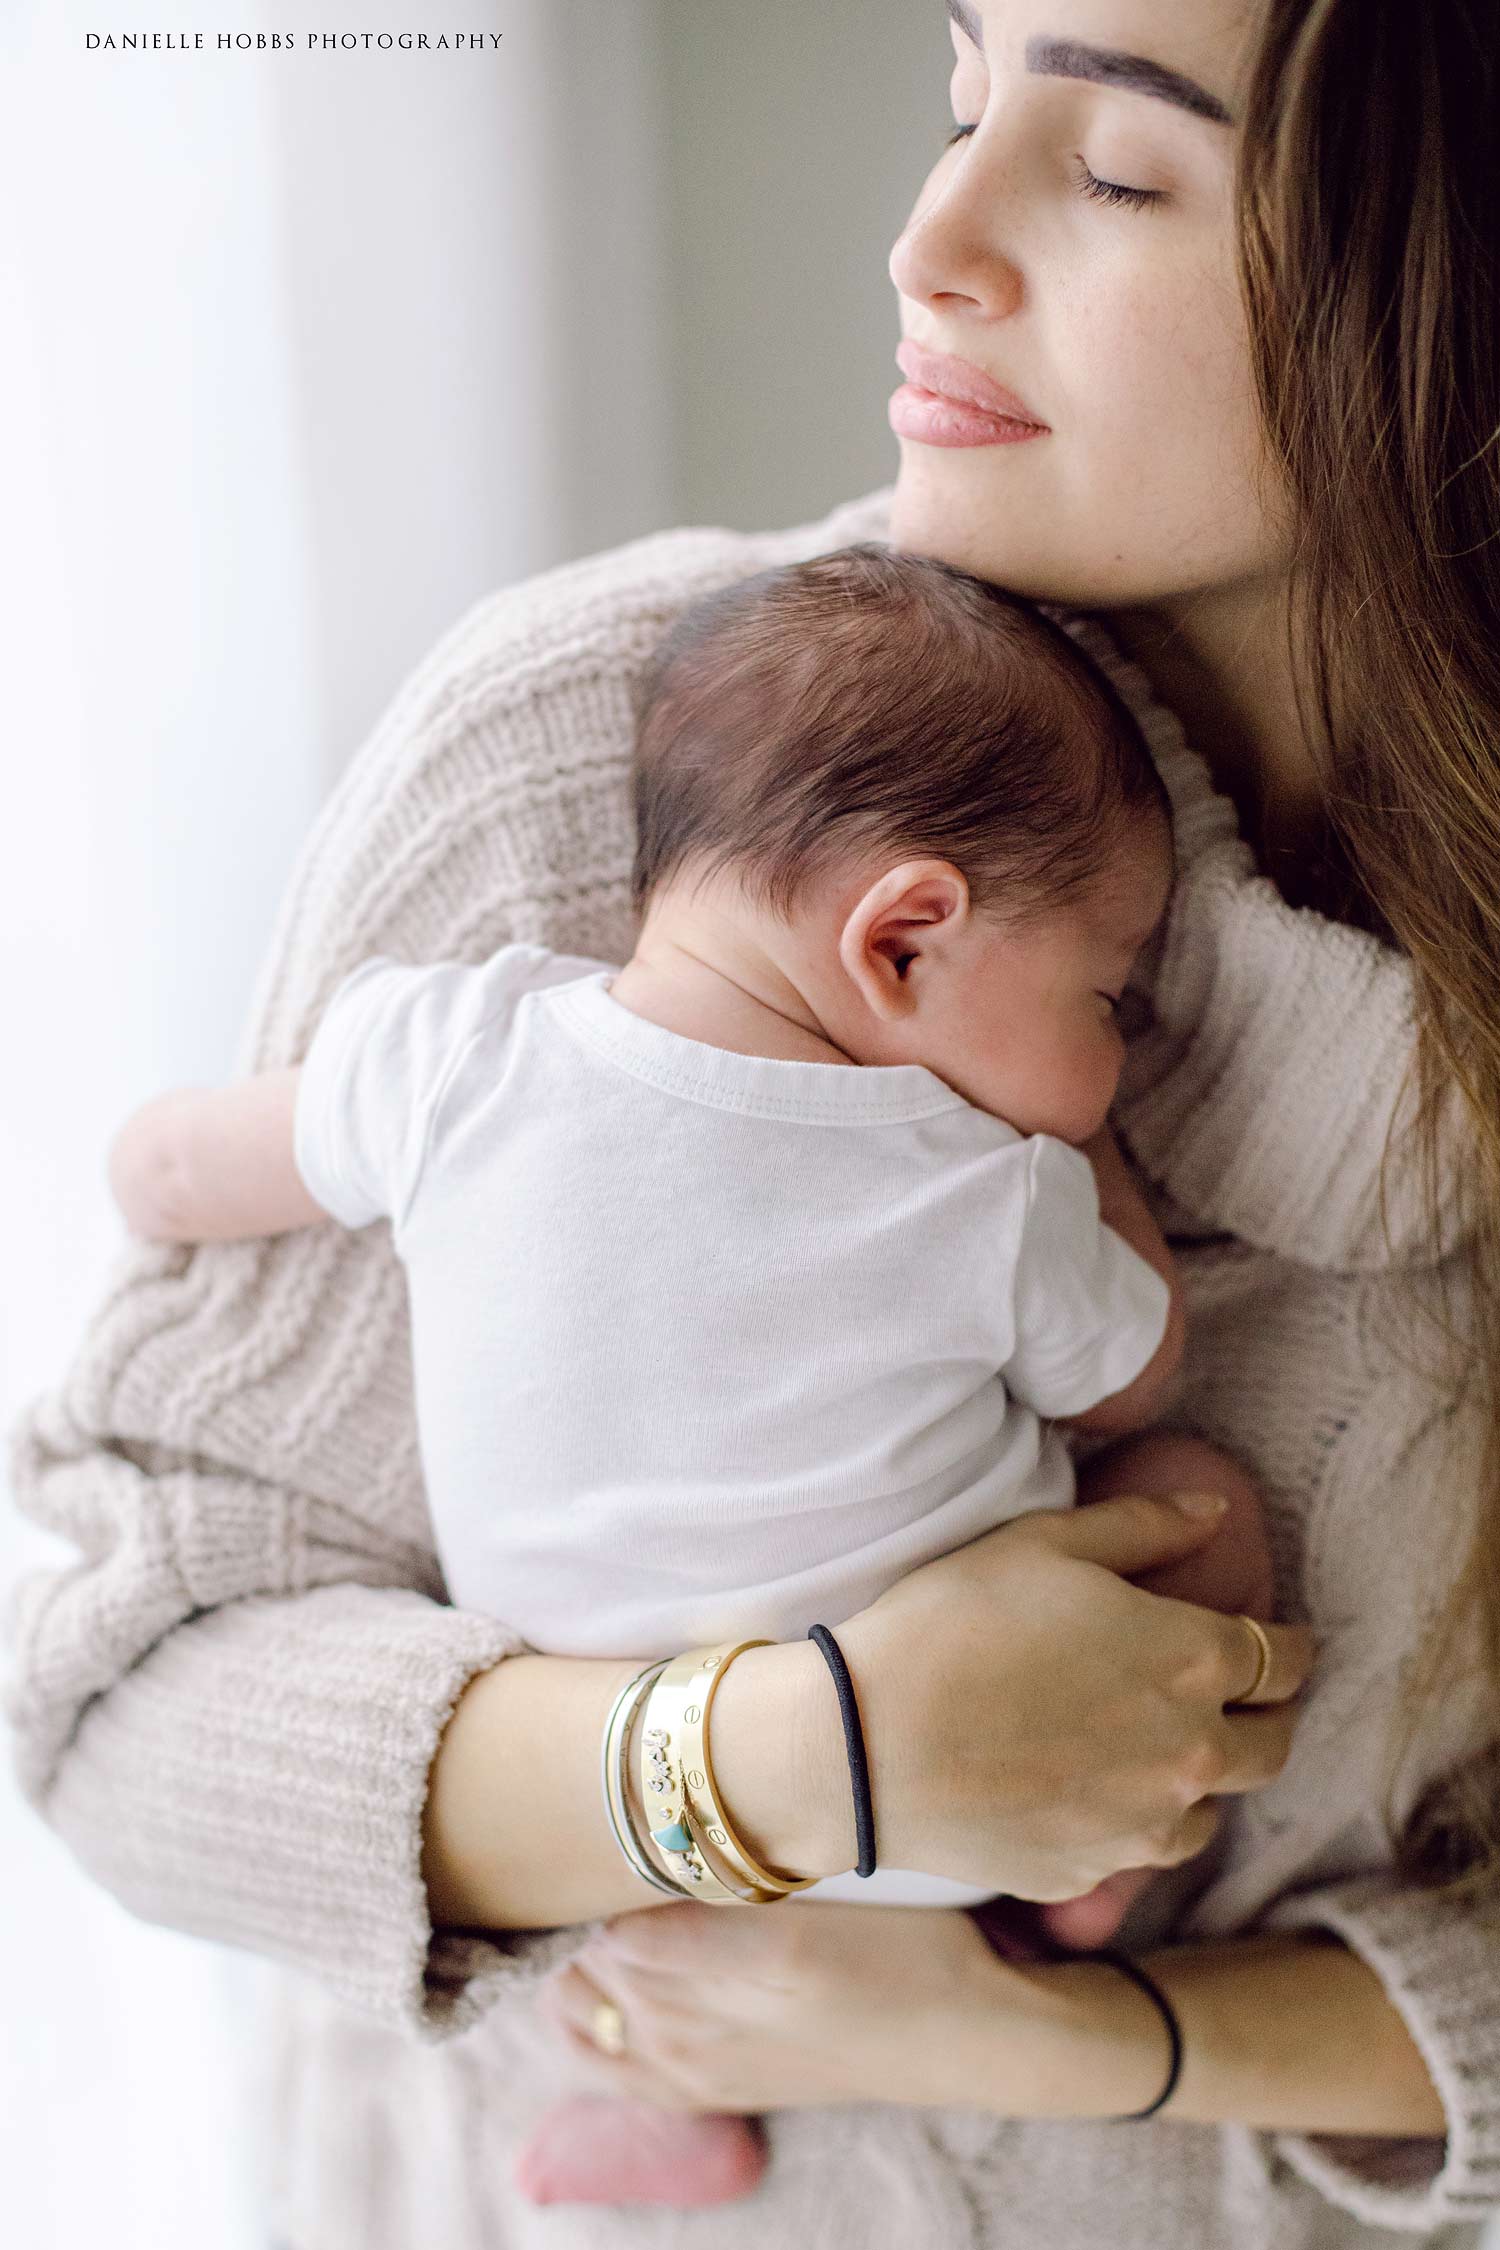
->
xmin=629 ymin=542 xmax=1173 ymax=928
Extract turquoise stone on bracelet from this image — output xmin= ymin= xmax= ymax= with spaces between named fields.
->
xmin=650 ymin=1818 xmax=694 ymax=1854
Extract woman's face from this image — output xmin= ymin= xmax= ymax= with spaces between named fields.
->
xmin=888 ymin=0 xmax=1289 ymax=609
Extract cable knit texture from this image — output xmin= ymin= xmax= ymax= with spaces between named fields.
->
xmin=6 ymin=484 xmax=1500 ymax=2249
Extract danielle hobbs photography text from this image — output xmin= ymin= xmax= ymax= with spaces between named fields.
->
xmin=83 ymin=30 xmax=506 ymax=52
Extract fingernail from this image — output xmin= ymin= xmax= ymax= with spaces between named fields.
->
xmin=1170 ymin=1492 xmax=1229 ymax=1516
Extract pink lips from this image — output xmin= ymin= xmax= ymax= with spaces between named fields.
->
xmin=895 ymin=339 xmax=1045 ymax=426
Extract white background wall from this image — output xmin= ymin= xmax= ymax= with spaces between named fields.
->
xmin=657 ymin=0 xmax=939 ymax=530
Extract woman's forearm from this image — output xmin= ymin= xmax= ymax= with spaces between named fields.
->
xmin=420 ymin=1640 xmax=847 ymax=1931
xmin=991 ymin=1932 xmax=1446 ymax=2135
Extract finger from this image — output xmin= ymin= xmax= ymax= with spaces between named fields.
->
xmin=546 ymin=1959 xmax=630 ymax=2045
xmin=1213 ymin=1613 xmax=1317 ymax=1705
xmin=1142 ymin=1797 xmax=1222 ymax=1868
xmin=539 ymin=1971 xmax=593 ymax=2043
xmin=551 ymin=2010 xmax=651 ymax=2096
xmin=544 ymin=1971 xmax=694 ymax=2111
xmin=1026 ymin=1490 xmax=1234 ymax=1576
xmin=539 ymin=1964 xmax=594 ymax=2040
xmin=1209 ymin=1701 xmax=1304 ymax=1795
xmin=596 ymin=1900 xmax=719 ymax=1969
xmin=542 ymin=1993 xmax=631 ymax=2092
xmin=580 ymin=1940 xmax=702 ymax=1999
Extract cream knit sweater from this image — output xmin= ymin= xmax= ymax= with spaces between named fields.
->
xmin=7 ymin=483 xmax=1500 ymax=2250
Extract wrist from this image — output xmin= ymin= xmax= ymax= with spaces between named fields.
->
xmin=424 ymin=1653 xmax=664 ymax=1930
xmin=706 ymin=1639 xmax=852 ymax=1882
xmin=968 ymin=1952 xmax=1182 ymax=2122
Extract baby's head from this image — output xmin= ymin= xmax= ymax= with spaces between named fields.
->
xmin=628 ymin=543 xmax=1175 ymax=1143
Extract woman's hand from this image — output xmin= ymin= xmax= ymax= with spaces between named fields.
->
xmin=539 ymin=1898 xmax=1012 ymax=2114
xmin=430 ymin=1492 xmax=1318 ymax=1938
xmin=711 ymin=1494 xmax=1318 ymax=1902
xmin=542 ymin=1897 xmax=1450 ymax=2139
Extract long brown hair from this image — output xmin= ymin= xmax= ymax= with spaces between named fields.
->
xmin=1238 ymin=0 xmax=1500 ymax=1897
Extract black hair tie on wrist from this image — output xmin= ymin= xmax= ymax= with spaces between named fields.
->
xmin=1095 ymin=1947 xmax=1183 ymax=2119
xmin=807 ymin=1623 xmax=876 ymax=1877
xmin=803 ymin=1627 xmax=1182 ymax=2120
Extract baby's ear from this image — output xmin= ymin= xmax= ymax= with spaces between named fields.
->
xmin=841 ymin=858 xmax=970 ymax=1017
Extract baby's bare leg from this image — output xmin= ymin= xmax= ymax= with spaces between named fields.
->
xmin=1028 ymin=1429 xmax=1275 ymax=1952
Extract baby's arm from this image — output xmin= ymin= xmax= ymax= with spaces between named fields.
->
xmin=1055 ymin=1124 xmax=1185 ymax=1437
xmin=107 ymin=1069 xmax=331 ymax=1244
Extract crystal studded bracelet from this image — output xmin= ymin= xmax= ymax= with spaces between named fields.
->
xmin=640 ymin=1641 xmax=815 ymax=1902
xmin=640 ymin=1644 xmax=770 ymax=1901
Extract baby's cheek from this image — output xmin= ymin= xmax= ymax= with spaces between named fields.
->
xmin=1068 ymin=1023 xmax=1124 ymax=1116
xmin=1095 ymin=1017 xmax=1129 ymax=1088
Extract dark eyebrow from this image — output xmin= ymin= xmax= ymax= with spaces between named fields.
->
xmin=943 ymin=4 xmax=1235 ymax=128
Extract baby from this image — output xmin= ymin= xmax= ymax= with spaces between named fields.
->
xmin=108 ymin=544 xmax=1275 ymax=2210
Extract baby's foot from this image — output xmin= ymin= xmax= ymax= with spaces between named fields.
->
xmin=514 ymin=2095 xmax=767 ymax=2208
xmin=1036 ymin=1865 xmax=1156 ymax=1951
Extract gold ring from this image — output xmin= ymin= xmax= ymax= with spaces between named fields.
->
xmin=1230 ymin=1614 xmax=1272 ymax=1705
xmin=590 ymin=1997 xmax=627 ymax=2057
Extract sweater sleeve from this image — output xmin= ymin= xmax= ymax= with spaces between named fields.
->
xmin=0 ymin=483 xmax=899 ymax=2045
xmin=1046 ymin=613 xmax=1476 ymax=1277
xmin=1252 ymin=1863 xmax=1500 ymax=2231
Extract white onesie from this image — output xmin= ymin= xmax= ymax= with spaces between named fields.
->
xmin=293 ymin=941 xmax=1171 ymax=1906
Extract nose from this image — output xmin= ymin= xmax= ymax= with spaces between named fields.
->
xmin=888 ymin=144 xmax=1025 ymax=320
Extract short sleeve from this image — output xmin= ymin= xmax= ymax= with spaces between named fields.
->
xmin=1002 ymin=1133 xmax=1172 ymax=1418
xmin=293 ymin=942 xmax=605 ymax=1232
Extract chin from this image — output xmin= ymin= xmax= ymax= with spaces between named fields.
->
xmin=888 ymin=451 xmax=1071 ymax=605
xmin=1020 ymin=1094 xmax=1112 ymax=1146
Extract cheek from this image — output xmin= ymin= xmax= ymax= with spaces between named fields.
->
xmin=1058 ymin=244 xmax=1284 ymax=576
xmin=1043 ymin=1009 xmax=1103 ymax=1083
xmin=1097 ymin=1026 xmax=1131 ymax=1101
xmin=901 ymin=179 xmax=1276 ymax=605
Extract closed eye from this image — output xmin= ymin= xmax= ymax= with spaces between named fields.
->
xmin=1072 ymin=157 xmax=1163 ymax=212
xmin=942 ymin=124 xmax=1164 ymax=212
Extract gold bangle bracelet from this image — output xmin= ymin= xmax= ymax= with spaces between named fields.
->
xmin=672 ymin=1643 xmax=818 ymax=1895
xmin=640 ymin=1646 xmax=769 ymax=1902
xmin=641 ymin=1641 xmax=816 ymax=1902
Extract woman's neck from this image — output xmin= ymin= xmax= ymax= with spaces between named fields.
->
xmin=1099 ymin=578 xmax=1358 ymax=919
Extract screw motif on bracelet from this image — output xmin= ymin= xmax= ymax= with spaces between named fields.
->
xmin=641 ymin=1720 xmax=753 ymax=1898
xmin=639 ymin=1647 xmax=790 ymax=1902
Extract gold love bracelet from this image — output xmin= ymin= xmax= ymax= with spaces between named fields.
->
xmin=639 ymin=1640 xmax=819 ymax=1903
